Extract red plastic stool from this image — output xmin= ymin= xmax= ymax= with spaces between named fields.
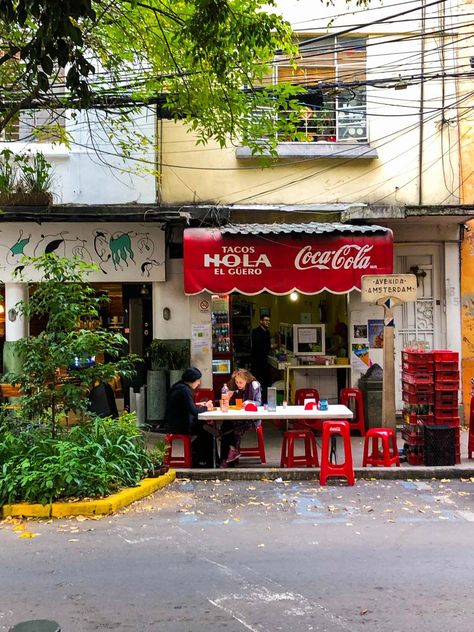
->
xmin=468 ymin=396 xmax=474 ymax=459
xmin=280 ymin=430 xmax=319 ymax=467
xmin=164 ymin=434 xmax=193 ymax=468
xmin=319 ymin=420 xmax=355 ymax=485
xmin=239 ymin=424 xmax=267 ymax=463
xmin=362 ymin=428 xmax=400 ymax=467
xmin=339 ymin=388 xmax=366 ymax=436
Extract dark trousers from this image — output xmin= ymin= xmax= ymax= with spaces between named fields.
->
xmin=190 ymin=421 xmax=218 ymax=468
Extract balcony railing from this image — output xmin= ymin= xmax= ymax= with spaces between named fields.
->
xmin=253 ymin=102 xmax=368 ymax=144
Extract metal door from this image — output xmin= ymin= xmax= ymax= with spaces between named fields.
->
xmin=394 ymin=245 xmax=444 ymax=411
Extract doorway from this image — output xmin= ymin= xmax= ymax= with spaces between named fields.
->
xmin=394 ymin=244 xmax=444 ymax=410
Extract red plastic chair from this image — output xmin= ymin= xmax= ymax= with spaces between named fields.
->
xmin=164 ymin=434 xmax=193 ymax=468
xmin=280 ymin=429 xmax=319 ymax=467
xmin=239 ymin=424 xmax=267 ymax=464
xmin=362 ymin=428 xmax=400 ymax=467
xmin=339 ymin=387 xmax=366 ymax=436
xmin=194 ymin=388 xmax=215 ymax=405
xmin=468 ymin=395 xmax=474 ymax=459
xmin=319 ymin=420 xmax=355 ymax=486
xmin=293 ymin=388 xmax=321 ymax=431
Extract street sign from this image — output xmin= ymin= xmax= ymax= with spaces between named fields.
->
xmin=360 ymin=274 xmax=417 ymax=303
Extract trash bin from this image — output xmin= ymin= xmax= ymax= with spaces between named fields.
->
xmin=358 ymin=363 xmax=383 ymax=430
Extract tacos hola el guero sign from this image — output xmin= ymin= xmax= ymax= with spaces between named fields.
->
xmin=184 ymin=227 xmax=393 ymax=295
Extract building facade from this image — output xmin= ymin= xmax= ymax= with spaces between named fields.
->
xmin=1 ymin=0 xmax=473 ymax=421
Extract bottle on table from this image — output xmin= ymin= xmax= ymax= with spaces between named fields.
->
xmin=221 ymin=383 xmax=229 ymax=412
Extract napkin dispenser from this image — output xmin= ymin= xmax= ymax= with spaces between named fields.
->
xmin=319 ymin=399 xmax=329 ymax=411
xmin=267 ymin=387 xmax=277 ymax=411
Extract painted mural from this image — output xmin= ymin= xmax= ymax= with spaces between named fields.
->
xmin=461 ymin=219 xmax=474 ymax=422
xmin=0 ymin=223 xmax=166 ymax=282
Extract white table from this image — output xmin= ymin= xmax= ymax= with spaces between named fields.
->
xmin=199 ymin=404 xmax=353 ymax=467
xmin=199 ymin=404 xmax=353 ymax=423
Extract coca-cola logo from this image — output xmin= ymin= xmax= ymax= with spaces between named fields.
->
xmin=294 ymin=244 xmax=373 ymax=271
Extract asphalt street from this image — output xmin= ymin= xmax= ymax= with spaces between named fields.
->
xmin=1 ymin=477 xmax=474 ymax=631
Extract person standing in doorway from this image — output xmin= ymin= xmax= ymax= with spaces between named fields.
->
xmin=251 ymin=314 xmax=271 ymax=401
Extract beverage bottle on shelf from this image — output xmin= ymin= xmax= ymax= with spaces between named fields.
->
xmin=221 ymin=383 xmax=229 ymax=412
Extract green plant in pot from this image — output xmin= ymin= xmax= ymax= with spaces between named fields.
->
xmin=148 ymin=339 xmax=172 ymax=370
xmin=147 ymin=440 xmax=167 ymax=476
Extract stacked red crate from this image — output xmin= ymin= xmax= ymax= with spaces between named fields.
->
xmin=433 ymin=350 xmax=460 ymax=464
xmin=401 ymin=350 xmax=434 ymax=465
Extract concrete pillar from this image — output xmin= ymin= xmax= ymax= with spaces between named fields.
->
xmin=3 ymin=282 xmax=29 ymax=374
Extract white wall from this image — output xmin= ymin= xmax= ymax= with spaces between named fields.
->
xmin=152 ymin=258 xmax=213 ymax=388
xmin=3 ymin=107 xmax=157 ymax=205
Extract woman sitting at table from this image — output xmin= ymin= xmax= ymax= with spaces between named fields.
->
xmin=163 ymin=367 xmax=216 ymax=468
xmin=220 ymin=368 xmax=262 ymax=467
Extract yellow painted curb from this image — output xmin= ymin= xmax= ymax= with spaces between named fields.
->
xmin=1 ymin=470 xmax=176 ymax=519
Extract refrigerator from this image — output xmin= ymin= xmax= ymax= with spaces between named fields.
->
xmin=211 ymin=294 xmax=233 ymax=396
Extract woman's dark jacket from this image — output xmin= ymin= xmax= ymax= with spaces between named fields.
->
xmin=163 ymin=381 xmax=206 ymax=434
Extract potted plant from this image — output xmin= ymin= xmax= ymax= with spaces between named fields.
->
xmin=146 ymin=340 xmax=170 ymax=425
xmin=0 ymin=149 xmax=54 ymax=205
xmin=167 ymin=341 xmax=190 ymax=387
xmin=145 ymin=339 xmax=190 ymax=426
xmin=147 ymin=440 xmax=167 ymax=476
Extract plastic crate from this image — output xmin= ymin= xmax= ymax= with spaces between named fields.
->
xmin=402 ymin=372 xmax=434 ymax=385
xmin=432 ymin=415 xmax=460 ymax=427
xmin=402 ymin=359 xmax=434 ymax=374
xmin=402 ymin=390 xmax=434 ymax=405
xmin=433 ymin=350 xmax=459 ymax=363
xmin=434 ymin=361 xmax=459 ymax=372
xmin=402 ymin=381 xmax=433 ymax=395
xmin=433 ymin=404 xmax=458 ymax=416
xmin=423 ymin=425 xmax=456 ymax=466
xmin=402 ymin=425 xmax=424 ymax=445
xmin=404 ymin=411 xmax=434 ymax=425
xmin=434 ymin=382 xmax=459 ymax=392
xmin=407 ymin=450 xmax=424 ymax=465
xmin=402 ymin=350 xmax=433 ymax=362
xmin=434 ymin=371 xmax=460 ymax=383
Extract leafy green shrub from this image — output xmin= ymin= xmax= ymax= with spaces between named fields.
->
xmin=0 ymin=412 xmax=153 ymax=506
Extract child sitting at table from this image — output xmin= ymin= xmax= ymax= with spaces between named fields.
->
xmin=220 ymin=368 xmax=262 ymax=467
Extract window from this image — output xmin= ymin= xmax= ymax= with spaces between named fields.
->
xmin=272 ymin=37 xmax=367 ymax=143
xmin=0 ymin=68 xmax=66 ymax=143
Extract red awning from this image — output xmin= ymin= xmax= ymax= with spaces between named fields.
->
xmin=184 ymin=224 xmax=393 ymax=295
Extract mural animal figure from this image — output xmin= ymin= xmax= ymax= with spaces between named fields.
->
xmin=141 ymin=259 xmax=163 ymax=278
xmin=110 ymin=232 xmax=135 ymax=270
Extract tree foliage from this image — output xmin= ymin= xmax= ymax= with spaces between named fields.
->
xmin=3 ymin=254 xmax=138 ymax=437
xmin=0 ymin=0 xmax=304 ymax=151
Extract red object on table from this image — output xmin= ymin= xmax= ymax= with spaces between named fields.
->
xmin=244 ymin=402 xmax=258 ymax=412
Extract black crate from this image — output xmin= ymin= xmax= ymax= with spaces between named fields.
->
xmin=423 ymin=424 xmax=456 ymax=466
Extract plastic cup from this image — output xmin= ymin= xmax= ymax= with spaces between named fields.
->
xmin=235 ymin=398 xmax=243 ymax=409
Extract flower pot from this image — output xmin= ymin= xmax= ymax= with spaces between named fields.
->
xmin=0 ymin=192 xmax=53 ymax=206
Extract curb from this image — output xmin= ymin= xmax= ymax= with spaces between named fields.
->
xmin=174 ymin=467 xmax=474 ymax=481
xmin=1 ymin=470 xmax=176 ymax=519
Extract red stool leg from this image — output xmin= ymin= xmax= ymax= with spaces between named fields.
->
xmin=183 ymin=436 xmax=193 ymax=467
xmin=257 ymin=425 xmax=266 ymax=464
xmin=390 ymin=429 xmax=400 ymax=467
xmin=382 ymin=434 xmax=391 ymax=467
xmin=280 ymin=433 xmax=288 ymax=467
xmin=287 ymin=434 xmax=296 ymax=467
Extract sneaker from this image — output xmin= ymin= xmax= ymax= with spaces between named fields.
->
xmin=226 ymin=447 xmax=241 ymax=464
xmin=219 ymin=461 xmax=229 ymax=468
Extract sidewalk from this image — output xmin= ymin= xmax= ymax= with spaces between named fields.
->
xmin=147 ymin=422 xmax=474 ymax=481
